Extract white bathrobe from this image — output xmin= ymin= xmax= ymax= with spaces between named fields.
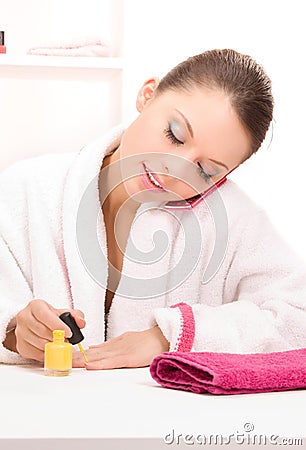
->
xmin=1 ymin=125 xmax=306 ymax=364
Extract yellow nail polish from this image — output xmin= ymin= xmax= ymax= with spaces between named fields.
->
xmin=77 ymin=342 xmax=88 ymax=363
xmin=44 ymin=330 xmax=72 ymax=376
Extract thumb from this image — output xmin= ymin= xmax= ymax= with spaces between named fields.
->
xmin=55 ymin=308 xmax=86 ymax=330
xmin=70 ymin=309 xmax=86 ymax=329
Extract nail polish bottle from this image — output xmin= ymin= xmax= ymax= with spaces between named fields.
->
xmin=0 ymin=31 xmax=6 ymax=54
xmin=44 ymin=330 xmax=72 ymax=376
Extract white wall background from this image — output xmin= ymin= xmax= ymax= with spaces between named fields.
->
xmin=1 ymin=0 xmax=306 ymax=260
xmin=0 ymin=0 xmax=123 ymax=167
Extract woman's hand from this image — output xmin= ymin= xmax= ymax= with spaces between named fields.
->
xmin=11 ymin=299 xmax=85 ymax=362
xmin=73 ymin=325 xmax=169 ymax=370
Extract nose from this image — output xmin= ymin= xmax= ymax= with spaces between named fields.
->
xmin=162 ymin=148 xmax=204 ymax=193
xmin=164 ymin=147 xmax=198 ymax=173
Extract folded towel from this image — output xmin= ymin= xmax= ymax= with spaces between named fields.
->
xmin=150 ymin=348 xmax=306 ymax=395
xmin=27 ymin=38 xmax=110 ymax=57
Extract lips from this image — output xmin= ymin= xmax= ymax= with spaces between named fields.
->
xmin=141 ymin=163 xmax=167 ymax=191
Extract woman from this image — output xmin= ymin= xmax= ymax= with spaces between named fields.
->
xmin=1 ymin=49 xmax=306 ymax=369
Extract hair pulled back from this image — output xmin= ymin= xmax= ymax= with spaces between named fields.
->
xmin=156 ymin=49 xmax=274 ymax=158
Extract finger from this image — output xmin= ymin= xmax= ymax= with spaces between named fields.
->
xmin=16 ymin=323 xmax=50 ymax=352
xmin=27 ymin=312 xmax=54 ymax=341
xmin=85 ymin=355 xmax=128 ymax=370
xmin=88 ymin=335 xmax=122 ymax=350
xmin=72 ymin=351 xmax=86 ymax=368
xmin=16 ymin=339 xmax=45 ymax=362
xmin=71 ymin=311 xmax=86 ymax=329
xmin=72 ymin=346 xmax=114 ymax=367
xmin=23 ymin=330 xmax=50 ymax=352
xmin=82 ymin=346 xmax=115 ymax=362
xmin=88 ymin=343 xmax=107 ymax=349
xmin=25 ymin=347 xmax=45 ymax=363
xmin=86 ymin=336 xmax=129 ymax=358
xmin=32 ymin=304 xmax=72 ymax=339
xmin=56 ymin=308 xmax=86 ymax=330
xmin=73 ymin=309 xmax=85 ymax=320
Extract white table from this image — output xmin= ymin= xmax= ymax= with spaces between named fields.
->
xmin=0 ymin=363 xmax=305 ymax=449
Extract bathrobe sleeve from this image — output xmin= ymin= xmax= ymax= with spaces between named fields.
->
xmin=153 ymin=208 xmax=306 ymax=354
xmin=0 ymin=162 xmax=35 ymax=363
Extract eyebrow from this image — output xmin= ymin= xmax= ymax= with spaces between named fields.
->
xmin=175 ymin=108 xmax=229 ymax=171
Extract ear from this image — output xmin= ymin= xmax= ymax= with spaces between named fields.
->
xmin=136 ymin=77 xmax=160 ymax=112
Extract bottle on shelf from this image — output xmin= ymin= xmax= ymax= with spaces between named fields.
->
xmin=0 ymin=31 xmax=6 ymax=54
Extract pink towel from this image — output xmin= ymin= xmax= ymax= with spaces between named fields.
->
xmin=150 ymin=348 xmax=306 ymax=395
xmin=27 ymin=38 xmax=110 ymax=57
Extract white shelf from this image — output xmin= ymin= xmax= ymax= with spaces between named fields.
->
xmin=0 ymin=55 xmax=123 ymax=70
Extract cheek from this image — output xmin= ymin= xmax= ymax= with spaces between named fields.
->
xmin=169 ymin=179 xmax=200 ymax=199
xmin=121 ymin=126 xmax=205 ymax=199
xmin=126 ymin=118 xmax=166 ymax=156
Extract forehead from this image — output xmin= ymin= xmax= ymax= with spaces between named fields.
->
xmin=153 ymin=87 xmax=252 ymax=166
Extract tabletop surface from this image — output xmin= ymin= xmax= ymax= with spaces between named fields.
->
xmin=0 ymin=363 xmax=306 ymax=440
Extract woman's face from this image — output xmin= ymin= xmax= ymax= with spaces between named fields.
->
xmin=111 ymin=79 xmax=251 ymax=204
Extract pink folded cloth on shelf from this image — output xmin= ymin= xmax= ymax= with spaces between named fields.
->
xmin=150 ymin=348 xmax=306 ymax=395
xmin=27 ymin=38 xmax=111 ymax=57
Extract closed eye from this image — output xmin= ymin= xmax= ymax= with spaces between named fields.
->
xmin=164 ymin=125 xmax=184 ymax=146
xmin=164 ymin=123 xmax=215 ymax=183
xmin=197 ymin=163 xmax=213 ymax=182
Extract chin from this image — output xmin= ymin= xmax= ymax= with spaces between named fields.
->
xmin=123 ymin=178 xmax=166 ymax=204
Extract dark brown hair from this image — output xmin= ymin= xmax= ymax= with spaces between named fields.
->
xmin=155 ymin=49 xmax=274 ymax=160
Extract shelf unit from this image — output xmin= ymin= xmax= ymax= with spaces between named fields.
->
xmin=0 ymin=55 xmax=124 ymax=70
xmin=0 ymin=0 xmax=125 ymax=171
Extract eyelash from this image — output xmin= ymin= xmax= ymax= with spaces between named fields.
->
xmin=164 ymin=125 xmax=213 ymax=182
xmin=164 ymin=125 xmax=184 ymax=146
xmin=197 ymin=163 xmax=212 ymax=182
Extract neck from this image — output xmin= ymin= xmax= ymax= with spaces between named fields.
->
xmin=99 ymin=150 xmax=140 ymax=219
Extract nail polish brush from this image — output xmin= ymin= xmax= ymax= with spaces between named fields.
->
xmin=59 ymin=311 xmax=88 ymax=362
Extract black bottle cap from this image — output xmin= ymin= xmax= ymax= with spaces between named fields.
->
xmin=59 ymin=311 xmax=84 ymax=345
xmin=0 ymin=32 xmax=4 ymax=46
